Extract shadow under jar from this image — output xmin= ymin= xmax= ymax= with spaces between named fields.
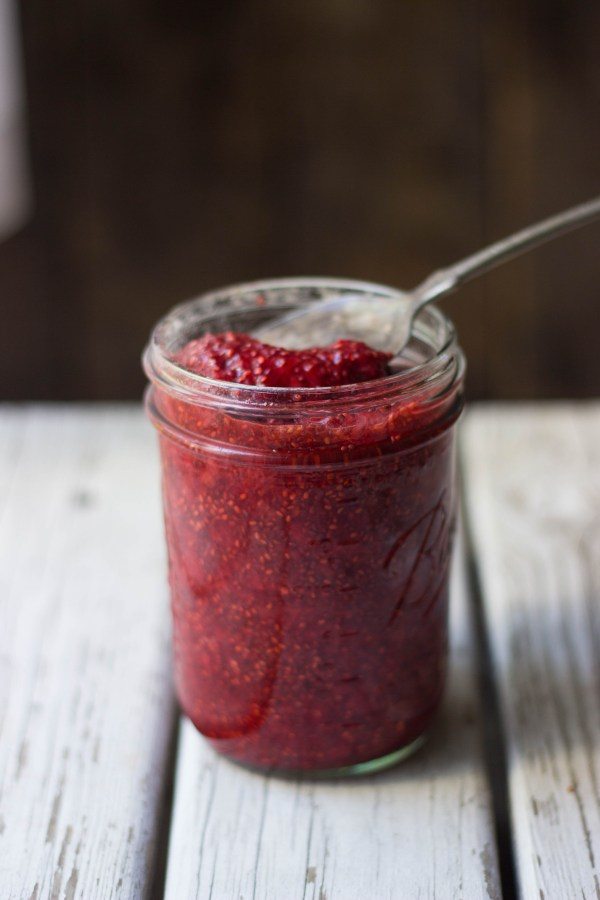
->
xmin=144 ymin=278 xmax=465 ymax=776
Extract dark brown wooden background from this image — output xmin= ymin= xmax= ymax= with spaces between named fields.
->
xmin=1 ymin=0 xmax=599 ymax=400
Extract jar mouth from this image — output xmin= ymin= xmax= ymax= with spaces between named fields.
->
xmin=143 ymin=276 xmax=465 ymax=411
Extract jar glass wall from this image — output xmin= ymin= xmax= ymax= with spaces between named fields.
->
xmin=144 ymin=278 xmax=465 ymax=775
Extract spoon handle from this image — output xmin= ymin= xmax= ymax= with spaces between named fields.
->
xmin=412 ymin=195 xmax=600 ymax=309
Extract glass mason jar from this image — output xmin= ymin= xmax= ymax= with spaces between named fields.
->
xmin=144 ymin=278 xmax=465 ymax=775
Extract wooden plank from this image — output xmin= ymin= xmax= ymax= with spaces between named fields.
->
xmin=164 ymin=536 xmax=500 ymax=899
xmin=463 ymin=404 xmax=600 ymax=898
xmin=0 ymin=406 xmax=175 ymax=898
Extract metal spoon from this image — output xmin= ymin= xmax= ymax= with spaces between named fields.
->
xmin=256 ymin=196 xmax=600 ymax=364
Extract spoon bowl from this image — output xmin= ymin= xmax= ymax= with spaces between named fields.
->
xmin=255 ymin=291 xmax=413 ymax=359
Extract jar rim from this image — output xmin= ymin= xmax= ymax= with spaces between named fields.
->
xmin=143 ymin=276 xmax=465 ymax=411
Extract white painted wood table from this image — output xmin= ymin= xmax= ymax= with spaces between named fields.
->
xmin=0 ymin=403 xmax=598 ymax=899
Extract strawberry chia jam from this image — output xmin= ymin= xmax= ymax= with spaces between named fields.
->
xmin=144 ymin=279 xmax=465 ymax=774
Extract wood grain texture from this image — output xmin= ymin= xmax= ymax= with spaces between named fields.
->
xmin=463 ymin=404 xmax=600 ymax=898
xmin=15 ymin=0 xmax=486 ymax=400
xmin=164 ymin=538 xmax=500 ymax=900
xmin=7 ymin=2 xmax=598 ymax=403
xmin=0 ymin=406 xmax=175 ymax=898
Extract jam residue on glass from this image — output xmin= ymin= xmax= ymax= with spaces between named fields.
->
xmin=152 ymin=328 xmax=462 ymax=772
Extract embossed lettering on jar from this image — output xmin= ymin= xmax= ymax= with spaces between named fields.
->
xmin=144 ymin=279 xmax=466 ymax=775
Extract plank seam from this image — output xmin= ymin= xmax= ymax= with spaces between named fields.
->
xmin=460 ymin=461 xmax=519 ymax=900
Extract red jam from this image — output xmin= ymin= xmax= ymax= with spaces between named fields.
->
xmin=176 ymin=332 xmax=392 ymax=387
xmin=148 ymin=324 xmax=463 ymax=772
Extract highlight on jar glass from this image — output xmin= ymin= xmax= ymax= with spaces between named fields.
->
xmin=143 ymin=278 xmax=466 ymax=776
